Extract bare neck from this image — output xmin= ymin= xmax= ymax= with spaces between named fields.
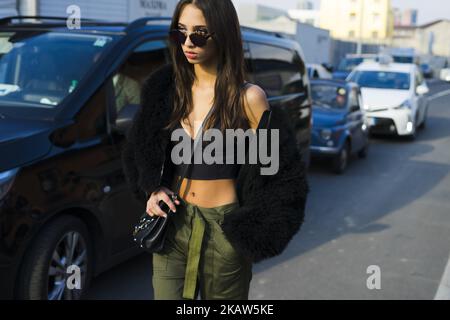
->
xmin=193 ymin=62 xmax=217 ymax=89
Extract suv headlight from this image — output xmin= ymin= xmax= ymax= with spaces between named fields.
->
xmin=321 ymin=129 xmax=332 ymax=140
xmin=0 ymin=168 xmax=19 ymax=201
xmin=394 ymin=100 xmax=412 ymax=110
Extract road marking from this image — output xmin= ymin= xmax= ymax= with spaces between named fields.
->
xmin=434 ymin=253 xmax=450 ymax=300
xmin=429 ymin=89 xmax=450 ymax=101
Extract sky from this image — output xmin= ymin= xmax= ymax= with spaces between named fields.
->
xmin=235 ymin=0 xmax=450 ymax=25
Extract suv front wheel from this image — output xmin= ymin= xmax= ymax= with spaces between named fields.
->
xmin=16 ymin=215 xmax=93 ymax=300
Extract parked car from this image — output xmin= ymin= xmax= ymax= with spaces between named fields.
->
xmin=310 ymin=79 xmax=369 ymax=174
xmin=0 ymin=16 xmax=311 ymax=300
xmin=420 ymin=63 xmax=434 ymax=79
xmin=240 ymin=26 xmax=312 ymax=168
xmin=440 ymin=68 xmax=450 ymax=82
xmin=348 ymin=60 xmax=429 ymax=140
xmin=381 ymin=47 xmax=419 ymax=64
xmin=333 ymin=54 xmax=379 ymax=80
xmin=307 ymin=63 xmax=332 ymax=80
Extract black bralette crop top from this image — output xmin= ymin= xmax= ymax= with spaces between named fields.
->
xmin=169 ymin=118 xmax=245 ymax=180
xmin=169 ymin=81 xmax=251 ymax=180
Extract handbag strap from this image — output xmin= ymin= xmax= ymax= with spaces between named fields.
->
xmin=172 ymin=104 xmax=216 ymax=195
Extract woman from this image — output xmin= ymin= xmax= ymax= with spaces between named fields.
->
xmin=122 ymin=0 xmax=309 ymax=300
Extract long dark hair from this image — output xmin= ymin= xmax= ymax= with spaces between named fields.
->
xmin=165 ymin=0 xmax=250 ymax=133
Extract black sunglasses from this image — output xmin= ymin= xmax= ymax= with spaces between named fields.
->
xmin=168 ymin=29 xmax=215 ymax=47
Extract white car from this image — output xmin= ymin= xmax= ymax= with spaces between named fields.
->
xmin=307 ymin=63 xmax=332 ymax=80
xmin=440 ymin=68 xmax=450 ymax=82
xmin=347 ymin=61 xmax=429 ymax=139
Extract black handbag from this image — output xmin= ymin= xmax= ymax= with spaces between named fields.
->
xmin=132 ymin=104 xmax=216 ymax=253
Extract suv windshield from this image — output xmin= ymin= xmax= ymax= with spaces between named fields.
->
xmin=393 ymin=56 xmax=414 ymax=64
xmin=337 ymin=58 xmax=364 ymax=72
xmin=311 ymin=84 xmax=348 ymax=109
xmin=348 ymin=71 xmax=410 ymax=90
xmin=0 ymin=31 xmax=117 ymax=110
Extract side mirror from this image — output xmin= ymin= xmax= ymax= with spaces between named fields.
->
xmin=416 ymin=84 xmax=429 ymax=96
xmin=114 ymin=103 xmax=140 ymax=133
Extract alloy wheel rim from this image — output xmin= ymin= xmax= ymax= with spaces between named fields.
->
xmin=47 ymin=231 xmax=88 ymax=300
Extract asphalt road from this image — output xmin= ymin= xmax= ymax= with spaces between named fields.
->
xmin=86 ymin=80 xmax=450 ymax=300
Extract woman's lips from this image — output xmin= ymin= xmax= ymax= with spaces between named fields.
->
xmin=185 ymin=52 xmax=198 ymax=59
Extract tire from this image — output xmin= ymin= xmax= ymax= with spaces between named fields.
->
xmin=407 ymin=122 xmax=417 ymax=141
xmin=332 ymin=141 xmax=350 ymax=174
xmin=16 ymin=215 xmax=93 ymax=300
xmin=358 ymin=143 xmax=369 ymax=159
xmin=406 ymin=131 xmax=416 ymax=141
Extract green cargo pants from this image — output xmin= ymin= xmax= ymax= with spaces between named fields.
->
xmin=152 ymin=198 xmax=253 ymax=300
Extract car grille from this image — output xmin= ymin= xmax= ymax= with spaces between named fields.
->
xmin=369 ymin=118 xmax=397 ymax=135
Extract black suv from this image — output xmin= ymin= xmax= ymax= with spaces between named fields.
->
xmin=0 ymin=16 xmax=311 ymax=300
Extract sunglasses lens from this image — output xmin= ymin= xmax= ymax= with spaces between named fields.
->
xmin=190 ymin=34 xmax=207 ymax=47
xmin=169 ymin=30 xmax=186 ymax=44
xmin=169 ymin=29 xmax=211 ymax=47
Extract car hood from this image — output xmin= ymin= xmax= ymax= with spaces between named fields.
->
xmin=360 ymin=88 xmax=411 ymax=111
xmin=0 ymin=115 xmax=55 ymax=171
xmin=312 ymin=105 xmax=346 ymax=128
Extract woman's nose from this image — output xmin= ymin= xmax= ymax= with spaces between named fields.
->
xmin=184 ymin=35 xmax=195 ymax=47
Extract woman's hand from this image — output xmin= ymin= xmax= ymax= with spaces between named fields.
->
xmin=146 ymin=186 xmax=180 ymax=218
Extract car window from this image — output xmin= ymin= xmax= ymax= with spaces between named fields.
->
xmin=393 ymin=56 xmax=414 ymax=63
xmin=112 ymin=39 xmax=169 ymax=115
xmin=348 ymin=71 xmax=411 ymax=90
xmin=311 ymin=83 xmax=348 ymax=109
xmin=338 ymin=58 xmax=364 ymax=72
xmin=242 ymin=40 xmax=254 ymax=83
xmin=349 ymin=88 xmax=360 ymax=110
xmin=249 ymin=42 xmax=307 ymax=97
xmin=75 ymin=81 xmax=109 ymax=141
xmin=0 ymin=31 xmax=118 ymax=111
xmin=313 ymin=69 xmax=319 ymax=79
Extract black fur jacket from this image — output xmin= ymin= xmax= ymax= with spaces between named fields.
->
xmin=121 ymin=63 xmax=309 ymax=263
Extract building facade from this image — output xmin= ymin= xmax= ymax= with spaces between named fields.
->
xmin=288 ymin=8 xmax=320 ymax=27
xmin=319 ymin=0 xmax=394 ymax=45
xmin=235 ymin=2 xmax=287 ymax=23
xmin=393 ymin=19 xmax=450 ymax=57
xmin=236 ymin=2 xmax=332 ymax=64
xmin=394 ymin=8 xmax=418 ymax=27
xmin=0 ymin=0 xmax=18 ymax=17
xmin=5 ymin=0 xmax=178 ymax=21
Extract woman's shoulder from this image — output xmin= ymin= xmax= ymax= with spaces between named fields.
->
xmin=242 ymin=82 xmax=269 ymax=106
xmin=241 ymin=82 xmax=270 ymax=129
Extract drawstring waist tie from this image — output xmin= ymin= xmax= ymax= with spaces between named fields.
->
xmin=178 ymin=198 xmax=239 ymax=300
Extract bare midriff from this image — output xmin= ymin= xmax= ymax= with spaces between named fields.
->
xmin=169 ymin=176 xmax=238 ymax=208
